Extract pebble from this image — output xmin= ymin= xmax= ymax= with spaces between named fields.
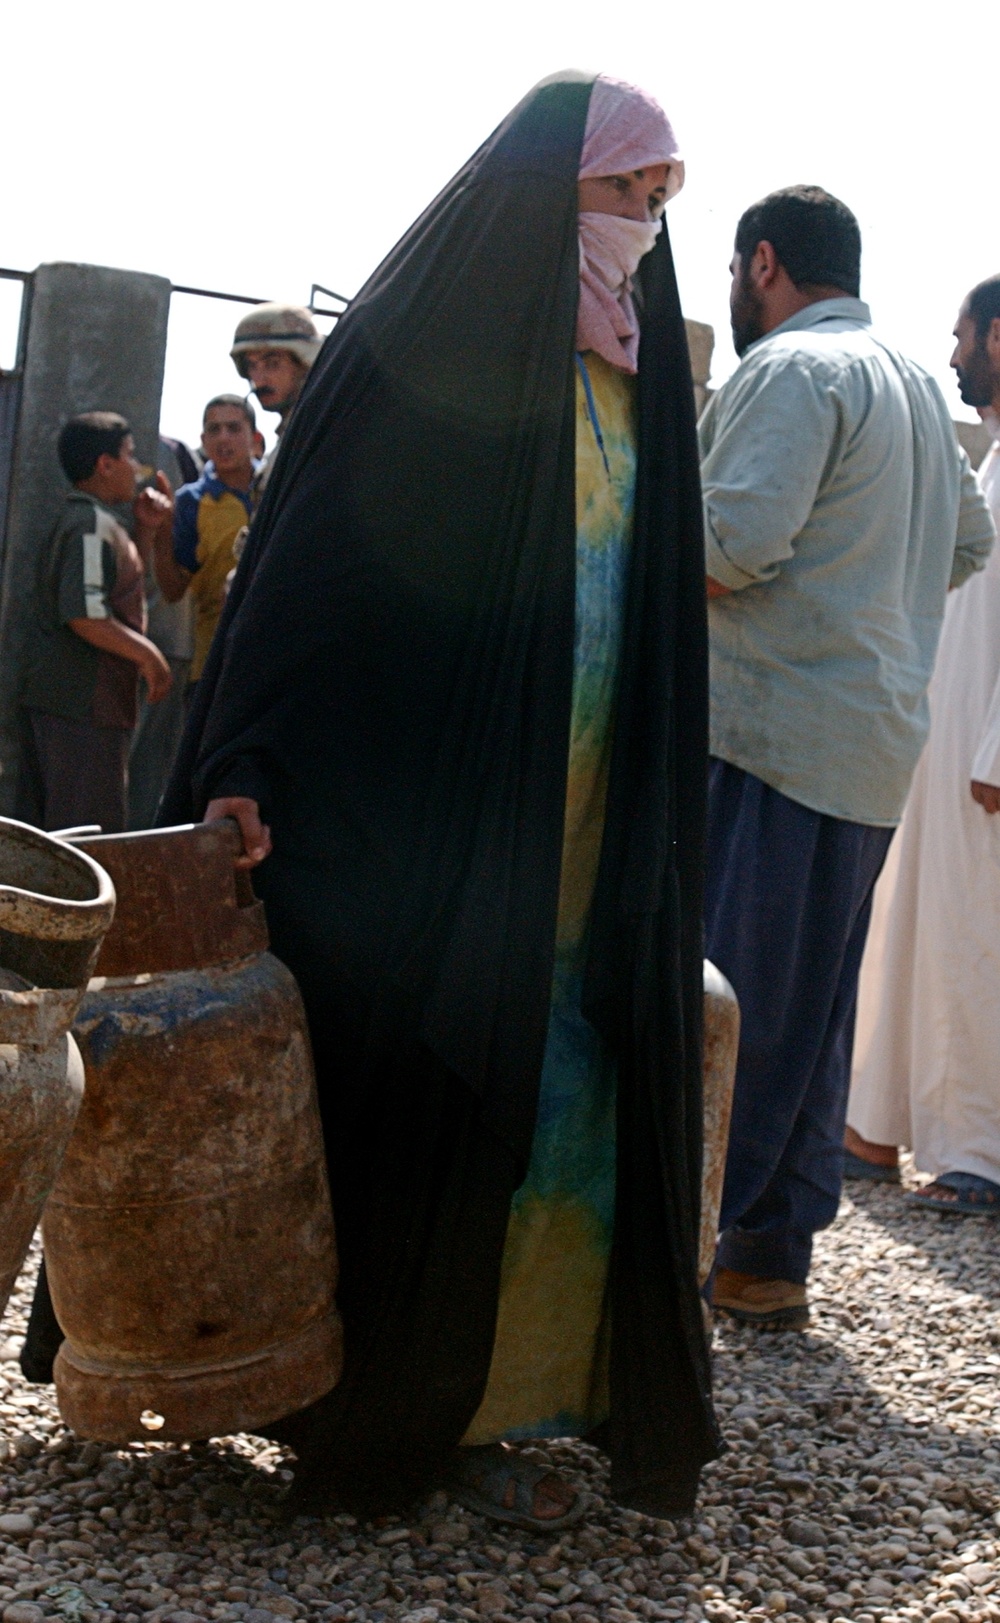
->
xmin=786 ymin=1517 xmax=828 ymax=1548
xmin=0 ymin=1185 xmax=996 ymax=1623
xmin=0 ymin=1514 xmax=32 ymax=1536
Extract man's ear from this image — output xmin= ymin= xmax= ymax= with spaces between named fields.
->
xmin=986 ymin=315 xmax=1000 ymax=364
xmin=754 ymin=240 xmax=781 ymax=290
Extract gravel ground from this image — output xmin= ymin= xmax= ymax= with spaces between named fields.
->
xmin=0 ymin=1166 xmax=997 ymax=1623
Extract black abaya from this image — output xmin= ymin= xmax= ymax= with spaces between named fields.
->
xmin=161 ymin=70 xmax=719 ymax=1515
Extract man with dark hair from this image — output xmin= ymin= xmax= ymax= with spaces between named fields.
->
xmin=847 ymin=273 xmax=1000 ymax=1214
xmin=733 ymin=185 xmax=861 ymax=313
xmin=56 ymin=412 xmax=131 ymax=483
xmin=700 ymin=189 xmax=995 ymax=1327
xmin=955 ymin=273 xmax=1000 ymax=409
xmin=152 ymin=395 xmax=256 ymax=696
xmin=19 ymin=411 xmax=173 ymax=834
xmin=203 ymin=392 xmax=257 ymax=431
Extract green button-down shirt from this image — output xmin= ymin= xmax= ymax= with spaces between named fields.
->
xmin=700 ymin=298 xmax=996 ymax=825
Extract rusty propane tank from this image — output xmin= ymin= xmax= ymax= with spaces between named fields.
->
xmin=43 ymin=821 xmax=342 ymax=1443
xmin=700 ymin=959 xmax=740 ymax=1288
xmin=0 ymin=819 xmax=116 ymax=1320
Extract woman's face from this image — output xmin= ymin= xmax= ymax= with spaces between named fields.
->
xmin=578 ymin=164 xmax=671 ymax=221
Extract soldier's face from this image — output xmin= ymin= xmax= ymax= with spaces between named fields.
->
xmin=245 ymin=350 xmax=307 ymax=414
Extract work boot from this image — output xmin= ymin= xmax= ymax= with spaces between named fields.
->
xmin=711 ymin=1267 xmax=810 ymax=1329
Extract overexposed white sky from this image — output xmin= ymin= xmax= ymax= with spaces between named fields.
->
xmin=4 ymin=0 xmax=994 ymax=451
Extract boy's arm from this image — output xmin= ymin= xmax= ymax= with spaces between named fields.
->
xmin=54 ymin=500 xmax=173 ymax=703
xmin=154 ymin=485 xmax=197 ymax=603
xmin=68 ymin=617 xmax=173 ymax=703
xmin=133 ymin=470 xmax=175 ymax=566
xmin=152 ymin=533 xmax=193 ymax=603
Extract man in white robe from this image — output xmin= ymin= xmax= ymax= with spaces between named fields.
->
xmin=846 ymin=273 xmax=1000 ymax=1213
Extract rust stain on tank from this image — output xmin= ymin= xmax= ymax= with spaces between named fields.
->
xmin=45 ymin=822 xmax=342 ymax=1444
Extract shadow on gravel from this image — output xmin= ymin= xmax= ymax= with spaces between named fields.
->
xmin=0 ymin=1189 xmax=998 ymax=1623
xmin=844 ymin=1174 xmax=1000 ymax=1297
xmin=703 ymin=1314 xmax=1000 ymax=1616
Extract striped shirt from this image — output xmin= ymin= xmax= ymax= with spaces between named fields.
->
xmin=22 ymin=491 xmax=146 ymax=728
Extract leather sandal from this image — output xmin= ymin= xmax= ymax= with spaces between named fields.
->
xmin=906 ymin=1171 xmax=1000 ymax=1215
xmin=447 ymin=1442 xmax=585 ymax=1532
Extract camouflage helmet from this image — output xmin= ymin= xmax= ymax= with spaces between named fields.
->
xmin=230 ymin=303 xmax=322 ymax=379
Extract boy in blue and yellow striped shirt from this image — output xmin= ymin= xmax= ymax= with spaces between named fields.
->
xmin=152 ymin=394 xmax=257 ymax=689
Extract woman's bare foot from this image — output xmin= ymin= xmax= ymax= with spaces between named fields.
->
xmin=845 ymin=1124 xmax=899 ymax=1169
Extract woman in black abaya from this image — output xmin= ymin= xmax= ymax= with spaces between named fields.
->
xmin=162 ymin=70 xmax=718 ymax=1524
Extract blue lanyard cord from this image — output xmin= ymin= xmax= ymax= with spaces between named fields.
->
xmin=575 ymin=352 xmax=611 ymax=480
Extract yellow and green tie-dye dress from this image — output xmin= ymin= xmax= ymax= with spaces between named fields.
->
xmin=465 ymin=350 xmax=637 ymax=1445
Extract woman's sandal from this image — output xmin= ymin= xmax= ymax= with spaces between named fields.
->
xmin=447 ymin=1442 xmax=586 ymax=1533
xmin=906 ymin=1171 xmax=1000 ymax=1215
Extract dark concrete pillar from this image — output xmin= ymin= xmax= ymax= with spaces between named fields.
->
xmin=0 ymin=263 xmax=171 ymax=815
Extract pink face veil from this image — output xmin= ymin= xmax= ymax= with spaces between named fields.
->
xmin=576 ymin=76 xmax=684 ymax=373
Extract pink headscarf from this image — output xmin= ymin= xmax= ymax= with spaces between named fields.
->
xmin=576 ymin=76 xmax=684 ymax=373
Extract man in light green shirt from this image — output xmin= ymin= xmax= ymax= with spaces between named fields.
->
xmin=701 ymin=186 xmax=996 ymax=1330
xmin=701 ymin=298 xmax=992 ymax=824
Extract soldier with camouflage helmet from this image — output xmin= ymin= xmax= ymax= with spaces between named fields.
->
xmin=230 ymin=302 xmax=322 ymax=508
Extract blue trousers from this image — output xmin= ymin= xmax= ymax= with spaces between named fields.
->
xmin=704 ymin=760 xmax=893 ymax=1283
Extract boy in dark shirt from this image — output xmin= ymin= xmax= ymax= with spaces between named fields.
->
xmin=20 ymin=412 xmax=173 ymax=833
